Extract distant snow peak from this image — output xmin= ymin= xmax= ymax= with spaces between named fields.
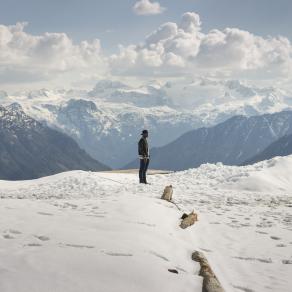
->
xmin=0 ymin=103 xmax=38 ymax=130
xmin=88 ymin=79 xmax=172 ymax=108
xmin=28 ymin=88 xmax=51 ymax=99
xmin=7 ymin=102 xmax=24 ymax=112
xmin=65 ymin=99 xmax=98 ymax=113
xmin=162 ymin=77 xmax=292 ymax=114
xmin=89 ymin=79 xmax=128 ymax=96
xmin=224 ymin=80 xmax=256 ymax=97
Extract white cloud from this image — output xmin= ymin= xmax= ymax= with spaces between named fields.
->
xmin=133 ymin=0 xmax=166 ymax=15
xmin=110 ymin=12 xmax=292 ymax=82
xmin=0 ymin=22 xmax=107 ymax=88
xmin=1 ymin=12 xmax=292 ymax=90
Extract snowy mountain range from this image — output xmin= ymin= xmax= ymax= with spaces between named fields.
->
xmin=1 ymin=78 xmax=292 ymax=168
xmin=0 ymin=104 xmax=109 ymax=180
xmin=125 ymin=111 xmax=292 ymax=171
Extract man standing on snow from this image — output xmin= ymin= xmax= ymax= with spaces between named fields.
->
xmin=138 ymin=130 xmax=150 ymax=184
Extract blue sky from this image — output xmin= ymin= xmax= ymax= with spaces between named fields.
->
xmin=0 ymin=0 xmax=292 ymax=90
xmin=1 ymin=0 xmax=291 ymax=51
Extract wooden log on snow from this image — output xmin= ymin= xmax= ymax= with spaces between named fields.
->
xmin=192 ymin=251 xmax=225 ymax=292
xmin=179 ymin=211 xmax=198 ymax=229
xmin=161 ymin=185 xmax=173 ymax=201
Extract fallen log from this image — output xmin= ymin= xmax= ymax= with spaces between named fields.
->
xmin=161 ymin=185 xmax=173 ymax=201
xmin=192 ymin=251 xmax=225 ymax=292
xmin=180 ymin=211 xmax=198 ymax=229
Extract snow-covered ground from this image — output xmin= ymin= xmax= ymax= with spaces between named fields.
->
xmin=1 ymin=156 xmax=292 ymax=292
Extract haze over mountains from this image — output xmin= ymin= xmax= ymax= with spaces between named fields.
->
xmin=0 ymin=104 xmax=109 ymax=180
xmin=1 ymin=78 xmax=292 ymax=169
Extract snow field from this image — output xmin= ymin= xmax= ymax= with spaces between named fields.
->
xmin=0 ymin=155 xmax=292 ymax=291
xmin=0 ymin=175 xmax=202 ymax=292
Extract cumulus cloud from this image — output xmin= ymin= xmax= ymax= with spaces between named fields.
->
xmin=2 ymin=12 xmax=292 ymax=90
xmin=110 ymin=12 xmax=292 ymax=81
xmin=0 ymin=22 xmax=107 ymax=87
xmin=133 ymin=0 xmax=166 ymax=15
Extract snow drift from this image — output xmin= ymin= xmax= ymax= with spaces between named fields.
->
xmin=223 ymin=155 xmax=292 ymax=193
xmin=0 ymin=155 xmax=292 ymax=292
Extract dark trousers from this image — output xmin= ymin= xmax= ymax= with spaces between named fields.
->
xmin=139 ymin=159 xmax=149 ymax=183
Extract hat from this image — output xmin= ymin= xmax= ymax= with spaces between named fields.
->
xmin=141 ymin=129 xmax=148 ymax=135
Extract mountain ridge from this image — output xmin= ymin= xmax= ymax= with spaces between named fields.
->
xmin=0 ymin=104 xmax=110 ymax=180
xmin=124 ymin=111 xmax=292 ymax=170
xmin=1 ymin=78 xmax=292 ymax=168
xmin=243 ymin=133 xmax=292 ymax=165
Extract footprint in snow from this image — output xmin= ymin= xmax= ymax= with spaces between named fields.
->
xmin=256 ymin=222 xmax=273 ymax=228
xmin=65 ymin=244 xmax=95 ymax=249
xmin=282 ymin=260 xmax=292 ymax=264
xmin=3 ymin=229 xmax=22 ymax=239
xmin=240 ymin=223 xmax=251 ymax=227
xmin=86 ymin=214 xmax=105 ymax=218
xmin=257 ymin=258 xmax=273 ymax=263
xmin=37 ymin=212 xmax=54 ymax=216
xmin=199 ymin=248 xmax=212 ymax=253
xmin=270 ymin=236 xmax=281 ymax=240
xmin=233 ymin=285 xmax=255 ymax=292
xmin=3 ymin=234 xmax=14 ymax=239
xmin=135 ymin=221 xmax=156 ymax=227
xmin=168 ymin=269 xmax=178 ymax=274
xmin=25 ymin=243 xmax=42 ymax=247
xmin=35 ymin=235 xmax=50 ymax=241
xmin=5 ymin=229 xmax=22 ymax=235
xmin=149 ymin=251 xmax=169 ymax=262
xmin=256 ymin=231 xmax=268 ymax=235
xmin=233 ymin=256 xmax=272 ymax=263
xmin=62 ymin=203 xmax=78 ymax=209
xmin=175 ymin=266 xmax=187 ymax=273
xmin=104 ymin=252 xmax=133 ymax=257
xmin=227 ymin=224 xmax=241 ymax=229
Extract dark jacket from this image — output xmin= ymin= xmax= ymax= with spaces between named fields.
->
xmin=138 ymin=137 xmax=149 ymax=159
